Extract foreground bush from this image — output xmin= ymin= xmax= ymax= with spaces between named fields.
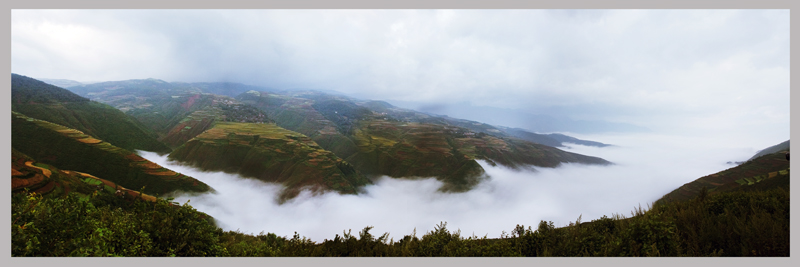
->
xmin=11 ymin=191 xmax=224 ymax=256
xmin=12 ymin=187 xmax=789 ymax=256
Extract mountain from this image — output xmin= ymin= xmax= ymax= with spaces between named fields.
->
xmin=136 ymin=94 xmax=273 ymax=148
xmin=657 ymin=142 xmax=789 ymax=204
xmin=747 ymin=140 xmax=790 ymax=161
xmin=171 ymin=82 xmax=276 ymax=98
xmin=544 ymin=133 xmax=612 ymax=147
xmin=78 ymin=85 xmax=370 ymax=199
xmin=237 ymin=90 xmax=611 ymax=192
xmin=65 ymin=79 xmax=275 ymax=112
xmin=50 ymin=77 xmax=613 ymax=194
xmin=168 ymin=122 xmax=371 ymax=201
xmin=386 ymin=100 xmax=651 ymax=134
xmin=37 ymin=78 xmax=86 ymax=88
xmin=11 ymin=74 xmax=171 ymax=153
xmin=12 ymin=112 xmax=211 ymax=196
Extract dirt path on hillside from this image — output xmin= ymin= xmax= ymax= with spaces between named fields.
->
xmin=25 ymin=161 xmax=51 ymax=177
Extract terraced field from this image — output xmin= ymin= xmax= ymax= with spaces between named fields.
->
xmin=168 ymin=122 xmax=371 ymax=201
xmin=658 ymin=151 xmax=790 ymax=204
xmin=12 ymin=112 xmax=211 ymax=196
xmin=12 ymin=149 xmax=158 ymax=202
xmin=238 ymin=90 xmax=610 ymax=192
xmin=342 ymin=119 xmax=611 ymax=191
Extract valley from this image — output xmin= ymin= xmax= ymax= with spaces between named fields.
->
xmin=10 ymin=74 xmax=789 ymax=257
xmin=45 ymin=76 xmax=612 ymax=195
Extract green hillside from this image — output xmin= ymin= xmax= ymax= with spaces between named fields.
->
xmin=12 ymin=149 xmax=221 ymax=257
xmin=38 ymin=78 xmax=85 ymax=88
xmin=65 ymin=78 xmax=274 ymax=112
xmin=12 ymin=112 xmax=211 ymax=196
xmin=657 ymin=146 xmax=789 ymax=204
xmin=156 ymin=96 xmax=273 ymax=148
xmin=11 ymin=74 xmax=170 ymax=153
xmin=238 ymin=90 xmax=610 ymax=191
xmin=12 ymin=148 xmax=159 ymax=202
xmin=168 ymin=122 xmax=371 ymax=201
xmin=747 ymin=140 xmax=790 ymax=161
xmin=346 ymin=120 xmax=610 ymax=191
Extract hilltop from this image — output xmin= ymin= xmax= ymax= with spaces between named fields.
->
xmin=11 ymin=74 xmax=171 ymax=153
xmin=169 ymin=122 xmax=370 ymax=201
xmin=746 ymin=140 xmax=790 ymax=161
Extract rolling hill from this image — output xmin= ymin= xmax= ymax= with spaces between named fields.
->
xmin=168 ymin=122 xmax=371 ymax=201
xmin=237 ymin=90 xmax=611 ymax=191
xmin=12 ymin=148 xmax=158 ymax=202
xmin=12 ymin=111 xmax=211 ymax=196
xmin=657 ymin=142 xmax=789 ymax=204
xmin=41 ymin=76 xmax=614 ymax=195
xmin=11 ymin=74 xmax=171 ymax=153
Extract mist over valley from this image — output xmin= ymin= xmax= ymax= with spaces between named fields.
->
xmin=10 ymin=9 xmax=790 ymax=256
xmin=143 ymin=131 xmax=758 ymax=242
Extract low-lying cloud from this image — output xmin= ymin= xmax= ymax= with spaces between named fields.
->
xmin=140 ymin=132 xmax=763 ymax=242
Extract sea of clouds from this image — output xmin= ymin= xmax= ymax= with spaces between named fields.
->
xmin=140 ymin=132 xmax=762 ymax=242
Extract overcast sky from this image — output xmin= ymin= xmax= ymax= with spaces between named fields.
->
xmin=11 ymin=9 xmax=790 ymax=146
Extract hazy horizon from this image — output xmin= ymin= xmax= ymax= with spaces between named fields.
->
xmin=11 ymin=9 xmax=790 ymax=146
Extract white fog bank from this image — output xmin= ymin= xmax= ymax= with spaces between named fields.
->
xmin=139 ymin=132 xmax=763 ymax=242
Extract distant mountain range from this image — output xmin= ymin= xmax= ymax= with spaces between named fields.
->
xmin=14 ymin=74 xmax=615 ymax=200
xmin=387 ymin=100 xmax=651 ymax=134
xmin=38 ymin=78 xmax=88 ymax=88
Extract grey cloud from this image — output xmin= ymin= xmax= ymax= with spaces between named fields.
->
xmin=11 ymin=9 xmax=789 ymax=141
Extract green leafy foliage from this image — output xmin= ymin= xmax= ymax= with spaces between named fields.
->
xmin=12 ymin=191 xmax=224 ymax=256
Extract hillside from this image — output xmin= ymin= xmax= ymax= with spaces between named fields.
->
xmin=38 ymin=78 xmax=85 ymax=88
xmin=65 ymin=78 xmax=274 ymax=112
xmin=12 ymin=148 xmax=157 ymax=202
xmin=237 ymin=90 xmax=611 ymax=191
xmin=12 ymin=112 xmax=211 ymax=196
xmin=12 ymin=148 xmax=222 ymax=256
xmin=46 ymin=78 xmax=613 ymax=193
xmin=747 ymin=140 xmax=790 ymax=161
xmin=657 ymin=145 xmax=789 ymax=204
xmin=168 ymin=122 xmax=371 ymax=201
xmin=12 ymin=137 xmax=789 ymax=256
xmin=156 ymin=95 xmax=273 ymax=148
xmin=545 ymin=133 xmax=612 ymax=147
xmin=11 ymin=74 xmax=171 ymax=153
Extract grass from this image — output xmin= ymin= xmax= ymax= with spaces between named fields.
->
xmin=12 ymin=111 xmax=211 ymax=196
xmin=168 ymin=122 xmax=370 ymax=201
